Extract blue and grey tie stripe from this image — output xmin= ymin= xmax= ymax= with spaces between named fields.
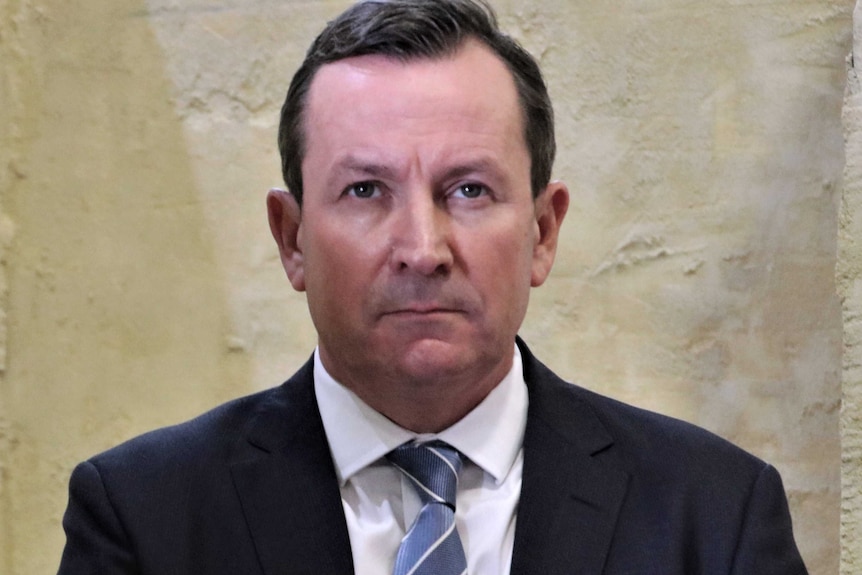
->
xmin=387 ymin=441 xmax=468 ymax=575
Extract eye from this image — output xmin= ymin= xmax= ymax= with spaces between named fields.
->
xmin=344 ymin=181 xmax=380 ymax=199
xmin=452 ymin=183 xmax=487 ymax=199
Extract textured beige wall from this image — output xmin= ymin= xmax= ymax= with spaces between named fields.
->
xmin=840 ymin=3 xmax=862 ymax=574
xmin=0 ymin=1 xmax=852 ymax=573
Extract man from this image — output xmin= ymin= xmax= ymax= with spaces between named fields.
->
xmin=58 ymin=0 xmax=808 ymax=573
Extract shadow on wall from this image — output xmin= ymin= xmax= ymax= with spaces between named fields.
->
xmin=2 ymin=0 xmax=251 ymax=572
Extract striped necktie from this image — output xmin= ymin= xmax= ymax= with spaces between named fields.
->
xmin=386 ymin=441 xmax=468 ymax=575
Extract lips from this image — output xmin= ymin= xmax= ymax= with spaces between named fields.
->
xmin=390 ymin=303 xmax=462 ymax=313
xmin=377 ymin=300 xmax=473 ymax=321
xmin=382 ymin=305 xmax=466 ymax=319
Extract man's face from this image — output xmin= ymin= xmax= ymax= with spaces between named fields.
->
xmin=269 ymin=40 xmax=567 ymax=403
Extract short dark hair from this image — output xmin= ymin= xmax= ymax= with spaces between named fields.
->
xmin=278 ymin=0 xmax=556 ymax=205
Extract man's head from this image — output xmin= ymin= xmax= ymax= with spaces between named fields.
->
xmin=278 ymin=0 xmax=556 ymax=205
xmin=268 ymin=0 xmax=568 ymax=432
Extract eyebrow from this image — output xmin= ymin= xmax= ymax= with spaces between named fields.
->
xmin=330 ymin=156 xmax=398 ymax=180
xmin=326 ymin=154 xmax=509 ymax=189
xmin=440 ymin=159 xmax=502 ymax=182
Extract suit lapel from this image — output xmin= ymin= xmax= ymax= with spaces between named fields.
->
xmin=229 ymin=359 xmax=354 ymax=575
xmin=510 ymin=341 xmax=630 ymax=575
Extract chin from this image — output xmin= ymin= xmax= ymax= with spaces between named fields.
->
xmin=394 ymin=339 xmax=474 ymax=379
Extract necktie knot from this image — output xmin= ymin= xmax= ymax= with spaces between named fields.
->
xmin=386 ymin=441 xmax=462 ymax=508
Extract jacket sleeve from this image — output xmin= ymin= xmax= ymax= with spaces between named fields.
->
xmin=729 ymin=464 xmax=808 ymax=575
xmin=57 ymin=460 xmax=140 ymax=575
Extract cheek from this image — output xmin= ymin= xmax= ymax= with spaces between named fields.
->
xmin=303 ymin=228 xmax=380 ymax=300
xmin=470 ymin=225 xmax=536 ymax=297
xmin=490 ymin=217 xmax=538 ymax=269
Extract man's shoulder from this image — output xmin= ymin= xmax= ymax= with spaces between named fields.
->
xmin=520 ymin=342 xmax=806 ymax=573
xmin=574 ymin=382 xmax=764 ymax=471
xmin=86 ymin=358 xmax=316 ymax=476
xmin=61 ymin=359 xmax=324 ymax=549
xmin=83 ymin=386 xmax=271 ymax=480
xmin=522 ymin=342 xmax=768 ymax=481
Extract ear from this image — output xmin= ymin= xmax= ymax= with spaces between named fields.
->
xmin=266 ymin=188 xmax=306 ymax=292
xmin=530 ymin=181 xmax=569 ymax=287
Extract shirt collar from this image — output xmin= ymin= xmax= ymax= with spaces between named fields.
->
xmin=314 ymin=344 xmax=528 ymax=486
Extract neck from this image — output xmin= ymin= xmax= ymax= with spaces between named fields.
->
xmin=364 ymin=382 xmax=494 ymax=433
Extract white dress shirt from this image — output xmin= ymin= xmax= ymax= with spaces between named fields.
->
xmin=314 ymin=345 xmax=528 ymax=575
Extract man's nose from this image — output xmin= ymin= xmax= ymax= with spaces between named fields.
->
xmin=389 ymin=193 xmax=454 ymax=276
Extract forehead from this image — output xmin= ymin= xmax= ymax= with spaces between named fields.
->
xmin=302 ymin=40 xmax=527 ymax=174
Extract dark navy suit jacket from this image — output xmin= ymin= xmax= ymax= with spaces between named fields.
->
xmin=58 ymin=340 xmax=808 ymax=574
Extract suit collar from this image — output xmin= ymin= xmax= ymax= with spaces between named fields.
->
xmin=511 ymin=338 xmax=630 ymax=575
xmin=229 ymin=358 xmax=355 ymax=575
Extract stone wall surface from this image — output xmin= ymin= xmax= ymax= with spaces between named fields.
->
xmin=0 ymin=0 xmax=852 ymax=573
xmin=840 ymin=3 xmax=862 ymax=574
